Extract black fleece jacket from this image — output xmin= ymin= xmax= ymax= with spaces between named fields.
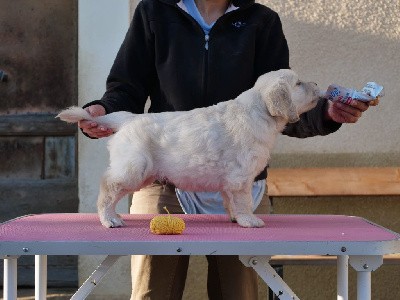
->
xmin=86 ymin=0 xmax=341 ymax=180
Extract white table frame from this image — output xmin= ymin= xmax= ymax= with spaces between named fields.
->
xmin=2 ymin=254 xmax=385 ymax=300
xmin=1 ymin=214 xmax=399 ymax=300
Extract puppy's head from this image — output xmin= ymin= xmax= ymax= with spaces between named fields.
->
xmin=254 ymin=69 xmax=320 ymax=123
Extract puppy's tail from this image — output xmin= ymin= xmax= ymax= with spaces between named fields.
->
xmin=56 ymin=106 xmax=136 ymax=132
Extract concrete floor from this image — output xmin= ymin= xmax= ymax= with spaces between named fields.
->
xmin=1 ymin=288 xmax=76 ymax=300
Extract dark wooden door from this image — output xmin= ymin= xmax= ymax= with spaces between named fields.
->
xmin=0 ymin=0 xmax=78 ymax=288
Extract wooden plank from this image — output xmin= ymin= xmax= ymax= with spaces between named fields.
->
xmin=44 ymin=136 xmax=76 ymax=178
xmin=0 ymin=114 xmax=76 ymax=136
xmin=0 ymin=179 xmax=78 ymax=223
xmin=267 ymin=167 xmax=400 ymax=197
xmin=0 ymin=137 xmax=43 ymax=179
xmin=0 ymin=178 xmax=79 ymax=287
xmin=0 ymin=1 xmax=77 ymax=114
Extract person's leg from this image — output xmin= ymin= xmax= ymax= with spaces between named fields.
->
xmin=206 ymin=255 xmax=259 ymax=300
xmin=130 ymin=183 xmax=189 ymax=300
xmin=206 ymin=192 xmax=270 ymax=300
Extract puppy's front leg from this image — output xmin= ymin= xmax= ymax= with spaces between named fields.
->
xmin=221 ymin=191 xmax=236 ymax=223
xmin=97 ymin=173 xmax=127 ymax=228
xmin=229 ymin=190 xmax=264 ymax=228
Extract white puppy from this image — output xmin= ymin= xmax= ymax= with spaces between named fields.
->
xmin=57 ymin=69 xmax=320 ymax=228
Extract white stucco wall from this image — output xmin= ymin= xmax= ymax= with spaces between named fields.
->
xmin=78 ymin=0 xmax=132 ymax=213
xmin=263 ymin=0 xmax=400 ymax=156
xmin=78 ymin=1 xmax=132 ymax=298
xmin=77 ymin=1 xmax=399 ymax=298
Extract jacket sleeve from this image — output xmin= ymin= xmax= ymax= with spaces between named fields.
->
xmin=255 ymin=11 xmax=290 ymax=77
xmin=254 ymin=10 xmax=340 ymax=138
xmin=85 ymin=2 xmax=155 ymax=114
xmin=283 ymin=98 xmax=342 ymax=138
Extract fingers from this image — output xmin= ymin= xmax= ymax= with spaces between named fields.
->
xmin=327 ymin=99 xmax=370 ymax=124
xmin=368 ymin=97 xmax=380 ymax=106
xmin=79 ymin=120 xmax=113 ymax=138
xmin=89 ymin=127 xmax=114 ymax=138
xmin=349 ymin=99 xmax=369 ymax=112
xmin=331 ymin=102 xmax=360 ymax=123
xmin=87 ymin=105 xmax=106 ymax=117
xmin=78 ymin=119 xmax=95 ymax=131
xmin=325 ymin=94 xmax=379 ymax=124
xmin=78 ymin=105 xmax=113 ymax=138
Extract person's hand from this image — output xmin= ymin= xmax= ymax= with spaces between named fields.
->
xmin=78 ymin=104 xmax=114 ymax=138
xmin=325 ymin=99 xmax=376 ymax=123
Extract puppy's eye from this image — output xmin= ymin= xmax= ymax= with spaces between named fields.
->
xmin=296 ymin=81 xmax=302 ymax=86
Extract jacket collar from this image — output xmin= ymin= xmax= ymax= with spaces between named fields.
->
xmin=158 ymin=0 xmax=255 ymax=9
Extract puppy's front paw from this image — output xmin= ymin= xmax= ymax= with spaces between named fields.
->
xmin=236 ymin=214 xmax=265 ymax=228
xmin=100 ymin=214 xmax=126 ymax=228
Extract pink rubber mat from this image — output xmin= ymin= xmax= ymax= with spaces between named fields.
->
xmin=0 ymin=214 xmax=398 ymax=243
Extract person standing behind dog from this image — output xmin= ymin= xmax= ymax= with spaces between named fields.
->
xmin=79 ymin=0 xmax=372 ymax=299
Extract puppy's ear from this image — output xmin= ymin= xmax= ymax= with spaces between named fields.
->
xmin=262 ymin=80 xmax=299 ymax=123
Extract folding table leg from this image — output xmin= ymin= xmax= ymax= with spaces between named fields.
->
xmin=71 ymin=255 xmax=122 ymax=300
xmin=356 ymin=272 xmax=371 ymax=300
xmin=337 ymin=255 xmax=349 ymax=300
xmin=349 ymin=255 xmax=383 ymax=300
xmin=3 ymin=256 xmax=18 ymax=300
xmin=35 ymin=255 xmax=47 ymax=300
xmin=269 ymin=265 xmax=283 ymax=300
xmin=239 ymin=255 xmax=299 ymax=300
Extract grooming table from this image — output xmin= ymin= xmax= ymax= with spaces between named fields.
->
xmin=1 ymin=214 xmax=400 ymax=300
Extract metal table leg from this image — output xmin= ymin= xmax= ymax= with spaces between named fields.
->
xmin=3 ymin=256 xmax=19 ymax=300
xmin=269 ymin=264 xmax=283 ymax=300
xmin=349 ymin=255 xmax=383 ymax=300
xmin=71 ymin=255 xmax=122 ymax=300
xmin=337 ymin=255 xmax=349 ymax=300
xmin=240 ymin=255 xmax=299 ymax=300
xmin=35 ymin=255 xmax=48 ymax=300
xmin=356 ymin=271 xmax=371 ymax=300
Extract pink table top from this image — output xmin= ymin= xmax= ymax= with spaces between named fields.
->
xmin=1 ymin=213 xmax=399 ymax=256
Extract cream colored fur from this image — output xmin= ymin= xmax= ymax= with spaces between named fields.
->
xmin=57 ymin=69 xmax=320 ymax=228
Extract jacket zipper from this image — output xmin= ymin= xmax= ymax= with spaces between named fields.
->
xmin=200 ymin=10 xmax=247 ymax=104
xmin=174 ymin=4 xmax=247 ymax=106
xmin=175 ymin=5 xmax=211 ymax=105
xmin=204 ymin=34 xmax=209 ymax=50
xmin=203 ymin=34 xmax=209 ymax=104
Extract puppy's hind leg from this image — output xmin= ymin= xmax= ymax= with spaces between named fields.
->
xmin=229 ymin=189 xmax=265 ymax=228
xmin=97 ymin=171 xmax=130 ymax=228
xmin=98 ymin=153 xmax=153 ymax=228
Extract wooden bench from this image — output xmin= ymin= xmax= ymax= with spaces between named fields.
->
xmin=265 ymin=167 xmax=400 ymax=298
xmin=266 ymin=167 xmax=400 ymax=267
xmin=267 ymin=167 xmax=400 ymax=197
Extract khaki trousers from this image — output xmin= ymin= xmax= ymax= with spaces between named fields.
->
xmin=130 ymin=183 xmax=269 ymax=300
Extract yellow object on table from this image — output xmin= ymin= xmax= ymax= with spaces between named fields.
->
xmin=150 ymin=207 xmax=185 ymax=235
